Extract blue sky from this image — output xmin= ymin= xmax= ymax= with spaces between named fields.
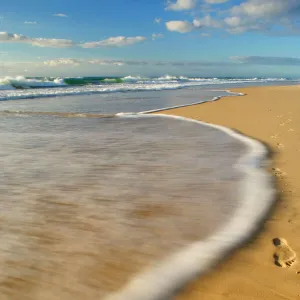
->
xmin=1 ymin=0 xmax=300 ymax=77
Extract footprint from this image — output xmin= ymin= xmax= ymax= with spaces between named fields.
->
xmin=288 ymin=128 xmax=295 ymax=132
xmin=272 ymin=168 xmax=286 ymax=179
xmin=277 ymin=143 xmax=285 ymax=149
xmin=273 ymin=238 xmax=296 ymax=268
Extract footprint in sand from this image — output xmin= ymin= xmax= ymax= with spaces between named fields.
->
xmin=288 ymin=128 xmax=295 ymax=132
xmin=276 ymin=143 xmax=285 ymax=149
xmin=273 ymin=238 xmax=296 ymax=268
xmin=272 ymin=168 xmax=286 ymax=179
xmin=279 ymin=118 xmax=292 ymax=127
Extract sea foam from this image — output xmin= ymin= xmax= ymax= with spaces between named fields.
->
xmin=0 ymin=75 xmax=293 ymax=102
xmin=103 ymin=113 xmax=275 ymax=300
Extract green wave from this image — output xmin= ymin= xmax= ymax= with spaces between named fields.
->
xmin=63 ymin=77 xmax=123 ymax=85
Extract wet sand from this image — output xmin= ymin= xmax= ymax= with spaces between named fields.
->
xmin=157 ymin=85 xmax=300 ymax=300
xmin=0 ymin=115 xmax=249 ymax=299
xmin=1 ymin=85 xmax=298 ymax=299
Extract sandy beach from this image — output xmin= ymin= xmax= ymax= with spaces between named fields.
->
xmin=156 ymin=85 xmax=300 ymax=300
xmin=1 ymin=85 xmax=299 ymax=300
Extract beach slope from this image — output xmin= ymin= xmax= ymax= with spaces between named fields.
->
xmin=157 ymin=85 xmax=300 ymax=300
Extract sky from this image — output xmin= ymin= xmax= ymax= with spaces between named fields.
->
xmin=1 ymin=0 xmax=300 ymax=77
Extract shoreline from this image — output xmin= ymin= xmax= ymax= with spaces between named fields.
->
xmin=1 ymin=84 xmax=299 ymax=300
xmin=139 ymin=90 xmax=244 ymax=114
xmin=105 ymin=113 xmax=275 ymax=300
xmin=157 ymin=85 xmax=300 ymax=300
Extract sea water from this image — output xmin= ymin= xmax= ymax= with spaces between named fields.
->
xmin=0 ymin=78 xmax=277 ymax=299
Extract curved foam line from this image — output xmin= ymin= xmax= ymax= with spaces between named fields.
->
xmin=203 ymin=89 xmax=244 ymax=96
xmin=104 ymin=113 xmax=275 ymax=300
xmin=138 ymin=90 xmax=244 ymax=114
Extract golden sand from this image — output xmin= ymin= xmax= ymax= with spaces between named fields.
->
xmin=1 ymin=85 xmax=300 ymax=300
xmin=156 ymin=85 xmax=300 ymax=300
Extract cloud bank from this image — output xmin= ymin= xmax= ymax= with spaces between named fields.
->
xmin=166 ymin=21 xmax=194 ymax=33
xmin=165 ymin=0 xmax=300 ymax=35
xmin=166 ymin=0 xmax=197 ymax=11
xmin=81 ymin=36 xmax=146 ymax=48
xmin=43 ymin=58 xmax=235 ymax=68
xmin=44 ymin=58 xmax=81 ymax=66
xmin=231 ymin=56 xmax=300 ymax=66
xmin=0 ymin=32 xmax=73 ymax=48
xmin=0 ymin=32 xmax=147 ymax=48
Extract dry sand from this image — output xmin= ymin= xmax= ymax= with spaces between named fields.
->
xmin=156 ymin=85 xmax=300 ymax=300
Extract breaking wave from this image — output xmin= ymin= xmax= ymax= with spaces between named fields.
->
xmin=0 ymin=75 xmax=294 ymax=101
xmin=0 ymin=75 xmax=291 ymax=90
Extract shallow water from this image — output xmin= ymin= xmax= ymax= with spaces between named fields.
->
xmin=0 ymin=114 xmax=249 ymax=299
xmin=0 ymin=88 xmax=231 ymax=114
xmin=0 ymin=83 xmax=276 ymax=299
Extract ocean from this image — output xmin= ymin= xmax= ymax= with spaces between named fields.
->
xmin=0 ymin=75 xmax=289 ymax=299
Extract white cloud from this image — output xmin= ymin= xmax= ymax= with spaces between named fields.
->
xmin=166 ymin=0 xmax=197 ymax=11
xmin=184 ymin=0 xmax=300 ymax=36
xmin=31 ymin=38 xmax=74 ymax=48
xmin=44 ymin=59 xmax=148 ymax=67
xmin=154 ymin=18 xmax=161 ymax=24
xmin=166 ymin=16 xmax=221 ymax=34
xmin=44 ymin=58 xmax=81 ymax=66
xmin=0 ymin=32 xmax=29 ymax=42
xmin=53 ymin=13 xmax=68 ymax=17
xmin=230 ymin=56 xmax=300 ymax=66
xmin=24 ymin=21 xmax=37 ymax=25
xmin=152 ymin=33 xmax=164 ymax=40
xmin=193 ymin=15 xmax=222 ymax=28
xmin=230 ymin=0 xmax=288 ymax=18
xmin=42 ymin=58 xmax=235 ymax=68
xmin=224 ymin=16 xmax=262 ymax=34
xmin=224 ymin=16 xmax=241 ymax=27
xmin=88 ymin=60 xmax=125 ymax=66
xmin=0 ymin=31 xmax=74 ymax=48
xmin=81 ymin=36 xmax=146 ymax=48
xmin=225 ymin=0 xmax=300 ymax=34
xmin=0 ymin=32 xmax=150 ymax=49
xmin=204 ymin=0 xmax=229 ymax=3
xmin=165 ymin=21 xmax=194 ymax=33
xmin=200 ymin=33 xmax=211 ymax=37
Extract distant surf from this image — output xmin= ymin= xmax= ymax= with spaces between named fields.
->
xmin=0 ymin=75 xmax=296 ymax=101
xmin=0 ymin=74 xmax=282 ymax=299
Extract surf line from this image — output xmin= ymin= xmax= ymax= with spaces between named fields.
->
xmin=104 ymin=113 xmax=275 ymax=300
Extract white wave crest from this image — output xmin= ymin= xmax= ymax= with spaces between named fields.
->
xmin=0 ymin=75 xmax=292 ymax=99
xmin=0 ymin=76 xmax=67 ymax=90
xmin=122 ymin=76 xmax=150 ymax=82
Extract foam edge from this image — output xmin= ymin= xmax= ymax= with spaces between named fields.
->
xmin=137 ymin=90 xmax=244 ymax=114
xmin=103 ymin=112 xmax=276 ymax=300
